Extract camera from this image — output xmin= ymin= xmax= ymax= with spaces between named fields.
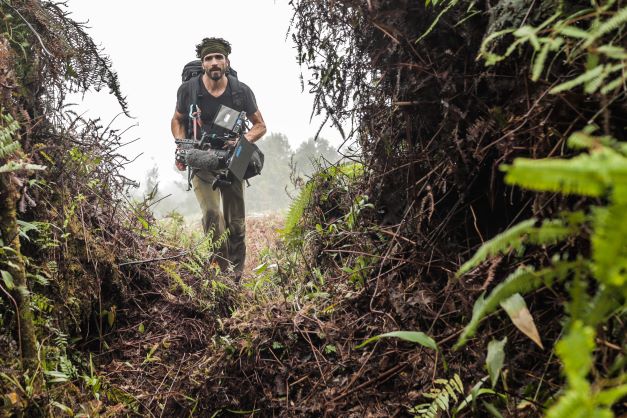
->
xmin=176 ymin=105 xmax=259 ymax=190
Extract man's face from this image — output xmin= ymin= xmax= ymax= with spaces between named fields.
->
xmin=202 ymin=53 xmax=228 ymax=81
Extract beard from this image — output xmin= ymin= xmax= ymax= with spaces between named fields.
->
xmin=206 ymin=67 xmax=225 ymax=81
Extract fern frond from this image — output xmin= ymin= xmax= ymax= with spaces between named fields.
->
xmin=545 ymin=390 xmax=589 ymax=418
xmin=550 ymin=64 xmax=604 ymax=94
xmin=0 ymin=112 xmax=19 ymax=134
xmin=328 ymin=161 xmax=364 ymax=179
xmin=410 ymin=374 xmax=465 ymax=418
xmin=455 ymin=261 xmax=581 ymax=349
xmin=597 ymin=45 xmax=627 ymax=60
xmin=0 ymin=161 xmax=46 ymax=174
xmin=586 ymin=286 xmax=624 ymax=327
xmin=558 ymin=321 xmax=595 ymax=382
xmin=502 ymin=150 xmax=626 ymax=197
xmin=548 ymin=321 xmax=627 ymax=417
xmin=546 ymin=321 xmax=595 ymax=418
xmin=591 ymin=203 xmax=627 ymax=287
xmin=415 ymin=0 xmax=459 ymax=44
xmin=0 ymin=111 xmax=21 ymax=160
xmin=0 ymin=141 xmax=21 ymax=159
xmin=281 ymin=181 xmax=315 ymax=239
xmin=457 ymin=217 xmax=582 ymax=277
xmin=557 ymin=25 xmax=590 ymax=39
xmin=281 ymin=162 xmax=364 ymax=239
xmin=479 ymin=29 xmax=521 ymax=66
xmin=565 ymin=268 xmax=589 ymax=322
xmin=533 ymin=217 xmax=581 ymax=243
xmin=600 ymin=75 xmax=625 ymax=94
xmin=585 ymin=6 xmax=627 ymax=46
xmin=457 ymin=219 xmax=536 ymax=277
xmin=531 ymin=41 xmax=551 ymax=81
xmin=596 ymin=384 xmax=627 ymax=406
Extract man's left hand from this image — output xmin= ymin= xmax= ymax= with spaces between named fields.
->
xmin=223 ymin=138 xmax=239 ymax=150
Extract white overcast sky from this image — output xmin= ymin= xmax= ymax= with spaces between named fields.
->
xmin=64 ymin=0 xmax=341 ymax=183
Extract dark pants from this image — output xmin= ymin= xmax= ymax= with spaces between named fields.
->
xmin=192 ymin=170 xmax=246 ymax=273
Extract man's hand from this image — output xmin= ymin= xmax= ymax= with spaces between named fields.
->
xmin=223 ymin=137 xmax=239 ymax=150
xmin=175 ymin=144 xmax=186 ymax=171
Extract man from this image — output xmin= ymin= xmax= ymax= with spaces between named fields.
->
xmin=171 ymin=37 xmax=266 ymax=278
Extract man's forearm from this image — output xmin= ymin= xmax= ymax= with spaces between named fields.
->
xmin=244 ymin=123 xmax=266 ymax=143
xmin=171 ymin=116 xmax=186 ymax=139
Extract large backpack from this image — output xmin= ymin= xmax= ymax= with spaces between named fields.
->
xmin=181 ymin=59 xmax=238 ymax=82
xmin=180 ymin=60 xmax=264 ymax=182
xmin=180 ymin=60 xmax=243 ymax=110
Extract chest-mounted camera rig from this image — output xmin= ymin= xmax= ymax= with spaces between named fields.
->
xmin=175 ymin=105 xmax=258 ymax=191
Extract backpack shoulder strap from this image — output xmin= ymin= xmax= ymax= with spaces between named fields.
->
xmin=184 ymin=76 xmax=203 ymax=138
xmin=227 ymin=74 xmax=245 ymax=110
xmin=190 ymin=75 xmax=203 ymax=107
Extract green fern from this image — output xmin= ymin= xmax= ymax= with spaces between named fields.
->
xmin=585 ymin=5 xmax=627 ymax=46
xmin=281 ymin=180 xmax=315 ymax=239
xmin=472 ymin=2 xmax=627 ymax=413
xmin=0 ymin=110 xmax=44 ymax=173
xmin=546 ymin=321 xmax=627 ymax=418
xmin=591 ymin=203 xmax=627 ymax=288
xmin=0 ymin=140 xmax=20 ymax=160
xmin=160 ymin=262 xmax=195 ymax=298
xmin=457 ymin=217 xmax=582 ymax=277
xmin=532 ymin=40 xmax=554 ymax=81
xmin=415 ymin=0 xmax=460 ymax=44
xmin=0 ymin=111 xmax=21 ymax=160
xmin=410 ymin=374 xmax=464 ymax=418
xmin=501 ymin=148 xmax=625 ymax=199
xmin=281 ymin=162 xmax=364 ymax=239
xmin=566 ymin=128 xmax=627 ymax=155
xmin=480 ymin=4 xmax=627 ymax=96
xmin=457 ymin=219 xmax=535 ymax=277
xmin=457 ymin=132 xmax=626 ymax=414
xmin=455 ymin=261 xmax=581 ymax=349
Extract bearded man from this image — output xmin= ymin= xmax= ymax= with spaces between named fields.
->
xmin=171 ymin=37 xmax=266 ymax=279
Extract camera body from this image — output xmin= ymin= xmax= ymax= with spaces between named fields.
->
xmin=176 ymin=105 xmax=257 ymax=190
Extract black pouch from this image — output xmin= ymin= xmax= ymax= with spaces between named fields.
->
xmin=244 ymin=145 xmax=264 ymax=180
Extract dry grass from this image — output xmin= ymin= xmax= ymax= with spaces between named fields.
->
xmin=244 ymin=211 xmax=285 ymax=276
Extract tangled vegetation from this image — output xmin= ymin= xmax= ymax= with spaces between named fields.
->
xmin=0 ymin=0 xmax=625 ymax=417
xmin=190 ymin=0 xmax=626 ymax=416
xmin=0 ymin=1 xmax=237 ymax=415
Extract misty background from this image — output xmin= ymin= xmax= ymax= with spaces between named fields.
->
xmin=62 ymin=1 xmax=353 ymax=217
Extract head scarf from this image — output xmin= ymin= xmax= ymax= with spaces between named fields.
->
xmin=198 ymin=39 xmax=231 ymax=59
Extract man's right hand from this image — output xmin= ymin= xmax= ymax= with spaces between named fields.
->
xmin=176 ymin=160 xmax=186 ymax=171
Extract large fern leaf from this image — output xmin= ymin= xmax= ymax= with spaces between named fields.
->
xmin=502 ymin=149 xmax=625 ymax=198
xmin=455 ymin=261 xmax=581 ymax=349
xmin=457 ymin=217 xmax=582 ymax=277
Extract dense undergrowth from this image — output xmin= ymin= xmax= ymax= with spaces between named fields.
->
xmin=0 ymin=0 xmax=625 ymax=417
xmin=184 ymin=0 xmax=627 ymax=416
xmin=0 ymin=1 xmax=238 ymax=415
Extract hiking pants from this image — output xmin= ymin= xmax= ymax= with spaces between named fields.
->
xmin=191 ymin=170 xmax=246 ymax=273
